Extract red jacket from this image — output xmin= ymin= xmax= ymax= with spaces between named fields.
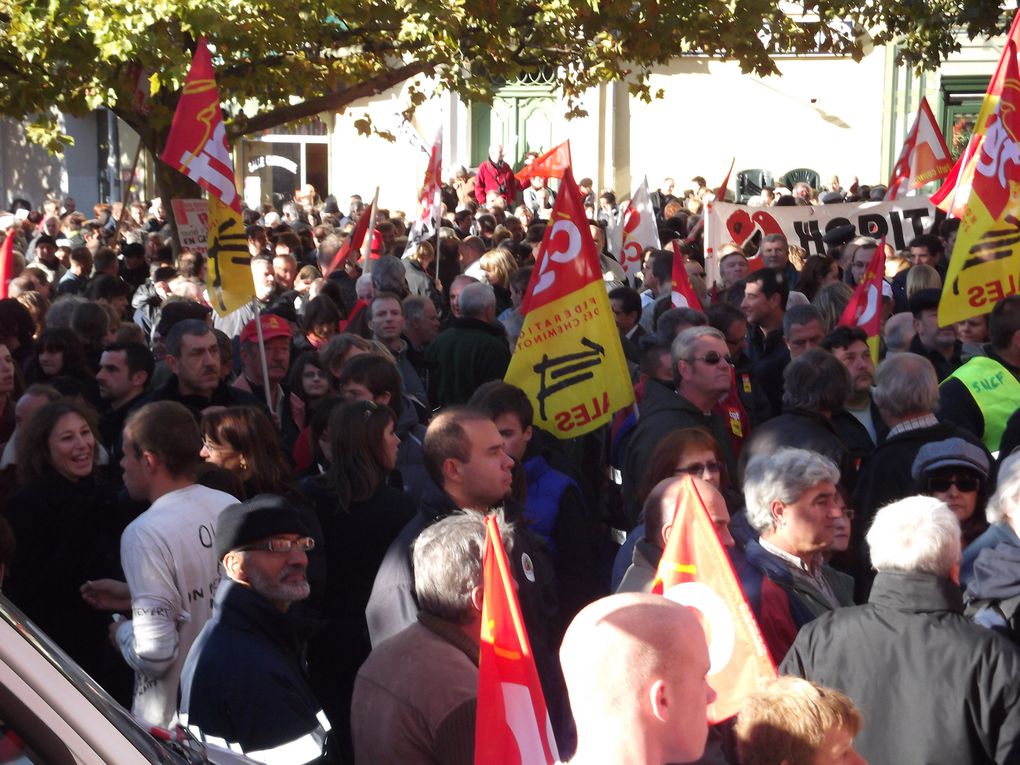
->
xmin=474 ymin=159 xmax=518 ymax=205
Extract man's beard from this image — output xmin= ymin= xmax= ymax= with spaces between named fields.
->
xmin=247 ymin=564 xmax=310 ymax=605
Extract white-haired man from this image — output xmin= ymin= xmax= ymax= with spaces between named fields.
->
xmin=737 ymin=447 xmax=854 ymax=663
xmin=782 ymin=496 xmax=1020 ymax=765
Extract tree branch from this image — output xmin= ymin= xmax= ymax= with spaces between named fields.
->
xmin=228 ymin=61 xmax=431 ymax=137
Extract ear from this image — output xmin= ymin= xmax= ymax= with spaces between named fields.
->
xmin=770 ymin=498 xmax=786 ymax=527
xmin=660 ymin=522 xmax=673 ymax=550
xmin=141 ymin=450 xmax=160 ymax=473
xmin=648 ymin=678 xmax=670 ymax=723
xmin=223 ymin=551 xmax=244 ymax=582
xmin=522 ymin=425 xmax=533 ymax=445
xmin=130 ymin=370 xmax=148 ymax=389
xmin=469 ymin=584 xmax=484 ymax=614
xmin=376 ymin=391 xmax=392 ymax=406
xmin=165 ymin=354 xmax=180 ymax=376
xmin=949 ymin=560 xmax=961 ymax=585
xmin=442 ymin=456 xmax=462 ymax=486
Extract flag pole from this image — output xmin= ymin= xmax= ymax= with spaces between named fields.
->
xmin=252 ymin=301 xmax=273 ymax=412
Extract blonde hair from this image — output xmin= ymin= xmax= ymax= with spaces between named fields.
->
xmin=906 ymin=264 xmax=942 ymax=299
xmin=479 ymin=247 xmax=518 ymax=288
xmin=735 ymin=677 xmax=862 ymax=765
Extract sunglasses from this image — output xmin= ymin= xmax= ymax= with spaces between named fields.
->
xmin=240 ymin=536 xmax=316 ymax=554
xmin=674 ymin=460 xmax=722 ymax=477
xmin=692 ymin=351 xmax=735 ymax=366
xmin=928 ymin=476 xmax=980 ymax=493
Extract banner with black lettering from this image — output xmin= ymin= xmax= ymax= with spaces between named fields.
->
xmin=703 ymin=197 xmax=941 ymax=287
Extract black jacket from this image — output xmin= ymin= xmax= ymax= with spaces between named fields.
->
xmin=622 ymin=380 xmax=739 ymax=521
xmin=179 ymin=580 xmax=331 ymax=760
xmin=739 ymin=407 xmax=855 ymax=488
xmin=745 ymin=325 xmax=789 ymax=417
xmin=424 ymin=317 xmax=511 ymax=408
xmin=149 ymin=376 xmax=264 ymax=421
xmin=782 ymin=572 xmax=1020 ymax=765
xmin=831 ymin=397 xmax=888 ymax=472
xmin=909 ymin=333 xmax=963 ymax=382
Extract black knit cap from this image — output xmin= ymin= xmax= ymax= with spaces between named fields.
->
xmin=215 ymin=494 xmax=309 ymax=560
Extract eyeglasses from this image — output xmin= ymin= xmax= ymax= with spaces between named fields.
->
xmin=201 ymin=439 xmax=231 ymax=453
xmin=928 ymin=476 xmax=980 ymax=493
xmin=240 ymin=536 xmax=315 ymax=554
xmin=691 ymin=352 xmax=735 ymax=366
xmin=674 ymin=460 xmax=722 ymax=477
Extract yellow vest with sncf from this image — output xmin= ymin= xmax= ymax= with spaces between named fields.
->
xmin=944 ymin=356 xmax=1020 ymax=452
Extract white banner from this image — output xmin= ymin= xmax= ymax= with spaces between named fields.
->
xmin=619 ymin=177 xmax=660 ymax=281
xmin=170 ymin=198 xmax=209 ymax=255
xmin=703 ymin=196 xmax=943 ymax=287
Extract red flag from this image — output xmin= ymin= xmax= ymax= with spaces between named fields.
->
xmin=670 ymin=240 xmax=703 ymax=311
xmin=515 ymin=141 xmax=572 ymax=183
xmin=161 ymin=38 xmax=240 ymax=212
xmin=885 ymin=98 xmax=954 ymax=201
xmin=0 ymin=229 xmax=14 ymax=299
xmin=325 ymin=191 xmax=377 ymax=276
xmin=931 ymin=10 xmax=1020 ymax=216
xmin=715 ymin=157 xmax=735 ymax=201
xmin=475 ymin=516 xmax=559 ymax=764
xmin=838 ymin=238 xmax=885 ymax=364
xmin=404 ymin=128 xmax=444 ymax=256
xmin=652 ymin=476 xmax=777 ymax=722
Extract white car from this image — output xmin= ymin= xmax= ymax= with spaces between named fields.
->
xmin=0 ymin=594 xmax=255 ymax=764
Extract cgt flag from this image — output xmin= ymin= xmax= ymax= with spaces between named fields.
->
xmin=619 ymin=177 xmax=660 ymax=281
xmin=404 ymin=128 xmax=444 ymax=257
xmin=939 ymin=38 xmax=1020 ymax=326
xmin=162 ymin=37 xmax=252 ymax=315
xmin=652 ymin=476 xmax=776 ymax=723
xmin=505 ymin=171 xmax=634 ymax=438
xmin=475 ymin=516 xmax=559 ymax=765
xmin=515 ymin=141 xmax=572 ymax=184
xmin=932 ymin=10 xmax=1020 ymax=216
xmin=885 ymin=97 xmax=954 ymax=201
xmin=838 ymin=239 xmax=886 ymax=364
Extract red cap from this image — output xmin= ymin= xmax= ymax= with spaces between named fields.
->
xmin=240 ymin=313 xmax=291 ymax=344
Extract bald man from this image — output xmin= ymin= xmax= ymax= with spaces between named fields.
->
xmin=560 ymin=593 xmax=714 ymax=765
xmin=617 ymin=477 xmax=734 ymax=594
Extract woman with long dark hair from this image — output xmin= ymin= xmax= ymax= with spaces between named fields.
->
xmin=6 ymin=399 xmax=126 ymax=695
xmin=302 ymin=400 xmax=416 ymax=760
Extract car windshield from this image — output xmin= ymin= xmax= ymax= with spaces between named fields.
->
xmin=0 ymin=594 xmax=183 ymax=764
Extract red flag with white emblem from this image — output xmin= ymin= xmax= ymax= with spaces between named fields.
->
xmin=837 ymin=238 xmax=886 ymax=364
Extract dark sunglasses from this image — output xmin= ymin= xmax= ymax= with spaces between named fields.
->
xmin=928 ymin=476 xmax=980 ymax=493
xmin=692 ymin=351 xmax=735 ymax=366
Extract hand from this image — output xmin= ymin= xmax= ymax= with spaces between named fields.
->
xmin=81 ymin=579 xmax=131 ymax=611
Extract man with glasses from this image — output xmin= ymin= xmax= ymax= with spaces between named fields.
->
xmin=623 ymin=326 xmax=740 ymax=503
xmin=179 ymin=495 xmax=332 ymax=764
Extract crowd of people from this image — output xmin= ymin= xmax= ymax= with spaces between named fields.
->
xmin=1 ymin=147 xmax=1020 ymax=765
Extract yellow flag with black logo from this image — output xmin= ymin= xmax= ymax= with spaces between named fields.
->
xmin=207 ymin=196 xmax=254 ymax=316
xmin=504 ymin=171 xmax=633 ymax=438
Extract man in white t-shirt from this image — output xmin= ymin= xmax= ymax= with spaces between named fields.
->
xmin=85 ymin=401 xmax=237 ymax=728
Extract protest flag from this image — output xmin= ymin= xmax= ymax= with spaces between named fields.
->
xmin=651 ymin=476 xmax=776 ymax=723
xmin=403 ymin=128 xmax=444 ymax=257
xmin=475 ymin=516 xmax=559 ymax=765
xmin=939 ymin=38 xmax=1020 ymax=326
xmin=361 ymin=186 xmax=381 ymax=268
xmin=670 ymin=240 xmax=703 ymax=310
xmin=161 ymin=37 xmax=251 ymax=315
xmin=505 ymin=171 xmax=634 ymax=439
xmin=715 ymin=157 xmax=736 ymax=201
xmin=931 ymin=10 xmax=1020 ymax=216
xmin=515 ymin=141 xmax=572 ymax=184
xmin=837 ymin=239 xmax=886 ymax=364
xmin=619 ymin=177 xmax=660 ymax=281
xmin=325 ymin=190 xmax=376 ymax=277
xmin=0 ymin=228 xmax=14 ymax=299
xmin=885 ymin=97 xmax=954 ymax=201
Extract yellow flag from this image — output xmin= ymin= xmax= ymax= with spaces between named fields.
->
xmin=938 ymin=39 xmax=1020 ymax=326
xmin=505 ymin=171 xmax=634 ymax=438
xmin=207 ymin=196 xmax=254 ymax=316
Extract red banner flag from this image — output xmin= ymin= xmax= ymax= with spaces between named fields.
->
xmin=404 ymin=128 xmax=444 ymax=256
xmin=931 ymin=10 xmax=1020 ymax=216
xmin=838 ymin=238 xmax=886 ymax=364
xmin=475 ymin=516 xmax=559 ymax=765
xmin=715 ymin=157 xmax=735 ymax=201
xmin=652 ymin=476 xmax=776 ymax=723
xmin=885 ymin=98 xmax=954 ymax=201
xmin=670 ymin=240 xmax=703 ymax=311
xmin=325 ymin=194 xmax=375 ymax=276
xmin=515 ymin=141 xmax=572 ymax=183
xmin=0 ymin=228 xmax=14 ymax=299
xmin=161 ymin=38 xmax=240 ymax=212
